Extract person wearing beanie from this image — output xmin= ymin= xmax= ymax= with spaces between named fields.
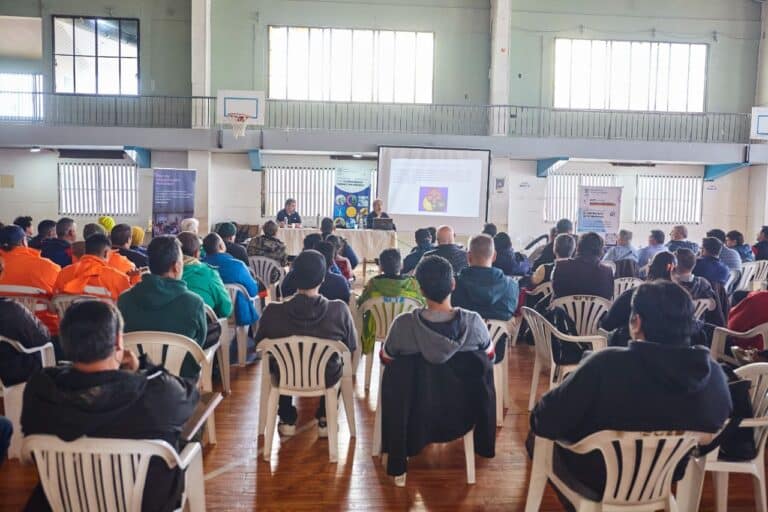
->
xmin=130 ymin=226 xmax=148 ymax=256
xmin=255 ymin=249 xmax=357 ymax=436
xmin=98 ymin=216 xmax=116 ymax=233
xmin=217 ymin=222 xmax=248 ymax=265
xmin=281 ymin=242 xmax=351 ymax=303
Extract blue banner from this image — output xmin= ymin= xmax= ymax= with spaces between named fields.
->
xmin=152 ymin=168 xmax=196 ymax=236
xmin=333 ymin=168 xmax=371 ymax=229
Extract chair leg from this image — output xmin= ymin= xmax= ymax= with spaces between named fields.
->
xmin=463 ymin=430 xmax=475 ymax=484
xmin=754 ymin=461 xmax=767 ymax=512
xmin=236 ymin=326 xmax=248 ymax=367
xmin=262 ymin=389 xmax=279 ymax=462
xmin=326 ymin=388 xmax=339 ymax=463
xmin=502 ymin=354 xmax=510 ymax=409
xmin=216 ymin=339 xmax=231 ymax=394
xmin=493 ymin=364 xmax=504 ymax=427
xmin=665 ymin=496 xmax=679 ymax=512
xmin=257 ymin=362 xmax=271 ymax=437
xmin=713 ymin=471 xmax=729 ymax=512
xmin=528 ymin=357 xmax=542 ymax=411
xmin=676 ymin=456 xmax=705 ymax=512
xmin=184 ymin=444 xmax=206 ymax=512
xmin=340 ymin=376 xmax=356 ymax=437
xmin=364 ymin=350 xmax=375 ymax=391
xmin=372 ymin=370 xmax=384 ymax=456
xmin=525 ymin=436 xmax=552 ymax=512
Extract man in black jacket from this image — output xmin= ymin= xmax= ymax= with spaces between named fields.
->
xmin=424 ymin=225 xmax=468 ymax=275
xmin=533 ymin=218 xmax=573 ymax=270
xmin=111 ymin=223 xmax=149 ymax=268
xmin=22 ymin=300 xmax=199 ymax=512
xmin=531 ymin=280 xmax=731 ymax=501
xmin=551 ymin=232 xmax=613 ymax=300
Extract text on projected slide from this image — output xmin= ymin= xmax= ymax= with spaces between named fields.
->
xmin=387 ymin=158 xmax=483 ymax=217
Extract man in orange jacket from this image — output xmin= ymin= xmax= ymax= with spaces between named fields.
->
xmin=54 ymin=233 xmax=131 ymax=301
xmin=0 ymin=225 xmax=60 ymax=333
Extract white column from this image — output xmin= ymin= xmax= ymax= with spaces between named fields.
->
xmin=488 ymin=0 xmax=511 ymax=135
xmin=191 ymin=0 xmax=211 ymax=98
xmin=188 ymin=150 xmax=212 ymax=233
xmin=756 ymin=3 xmax=768 ymax=106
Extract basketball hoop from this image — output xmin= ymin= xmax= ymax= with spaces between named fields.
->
xmin=226 ymin=112 xmax=249 ymax=139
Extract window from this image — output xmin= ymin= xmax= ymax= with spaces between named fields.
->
xmin=58 ymin=161 xmax=138 ymax=215
xmin=0 ymin=73 xmax=43 ymax=119
xmin=53 ymin=16 xmax=138 ymax=95
xmin=634 ymin=175 xmax=702 ymax=224
xmin=264 ymin=166 xmax=377 ymax=218
xmin=546 ymin=173 xmax=617 ymax=222
xmin=554 ymin=38 xmax=707 ymax=112
xmin=268 ymin=26 xmax=433 ymax=103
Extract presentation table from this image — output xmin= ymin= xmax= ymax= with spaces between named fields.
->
xmin=276 ymin=227 xmax=398 ymax=260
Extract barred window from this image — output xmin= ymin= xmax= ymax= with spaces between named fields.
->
xmin=0 ymin=73 xmax=43 ymax=119
xmin=58 ymin=161 xmax=138 ymax=215
xmin=546 ymin=173 xmax=617 ymax=222
xmin=634 ymin=175 xmax=702 ymax=224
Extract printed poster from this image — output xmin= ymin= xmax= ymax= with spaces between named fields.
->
xmin=152 ymin=168 xmax=196 ymax=236
xmin=334 ymin=168 xmax=371 ymax=228
xmin=577 ymin=185 xmax=622 ymax=245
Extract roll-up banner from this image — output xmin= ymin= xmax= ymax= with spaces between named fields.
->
xmin=152 ymin=168 xmax=196 ymax=236
xmin=577 ymin=185 xmax=622 ymax=245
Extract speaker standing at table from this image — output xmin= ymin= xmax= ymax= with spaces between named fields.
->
xmin=365 ymin=198 xmax=396 ymax=230
xmin=277 ymin=198 xmax=302 ymax=227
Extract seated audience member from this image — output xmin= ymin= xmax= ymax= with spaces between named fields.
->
xmin=726 ymin=230 xmax=755 ymax=263
xmin=0 ymin=225 xmax=60 ymax=333
xmin=551 ymin=232 xmax=613 ymax=300
xmin=97 ymin=215 xmax=116 ymax=234
xmin=493 ymin=232 xmax=531 ymax=277
xmin=531 ymin=233 xmax=575 ymax=287
xmin=13 ymin=216 xmax=33 ymax=238
xmin=531 ymin=281 xmax=731 ymax=502
xmin=357 ymin=248 xmax=424 ymax=354
xmin=707 ymin=229 xmax=742 ymax=271
xmin=54 ymin=233 xmax=131 ymax=301
xmin=180 ymin=218 xmax=200 ymax=235
xmin=754 ymin=226 xmax=768 ymax=261
xmin=111 ymin=223 xmax=149 ymax=268
xmin=178 ymin=232 xmax=232 ymax=319
xmin=282 ymin=242 xmax=351 ymax=303
xmin=0 ymin=256 xmax=52 ymax=387
xmin=203 ymin=233 xmax=259 ymax=328
xmin=482 ymin=223 xmax=498 ymax=237
xmin=402 ymin=228 xmax=433 ymax=274
xmin=71 ymin=223 xmax=104 ymax=261
xmin=602 ymin=229 xmax=638 ymax=263
xmin=365 ymin=198 xmax=394 ymax=229
xmin=255 ymin=250 xmax=357 ymax=436
xmin=28 ymin=219 xmax=56 ymax=250
xmin=637 ymin=229 xmax=666 ymax=268
xmin=303 ymin=233 xmax=322 ymax=251
xmin=728 ymin=289 xmax=768 ymax=350
xmin=673 ymin=248 xmax=725 ymax=326
xmin=217 ymin=222 xmax=249 ymax=265
xmin=326 ymin=235 xmax=354 ymax=280
xmin=534 ymin=219 xmax=573 ymax=270
xmin=118 ymin=236 xmax=208 ymax=377
xmin=320 ymin=217 xmax=359 ymax=269
xmin=41 ymin=217 xmax=77 ymax=267
xmin=693 ymin=237 xmax=731 ymax=286
xmin=276 ymin=198 xmax=302 ymax=227
xmin=529 ymin=228 xmax=555 ymax=268
xmin=247 ymin=220 xmax=288 ymax=279
xmin=0 ymin=416 xmax=10 ymax=467
xmin=666 ymin=224 xmax=699 ymax=254
xmin=22 ymin=300 xmax=199 ymax=512
xmin=425 ymin=225 xmax=468 ymax=275
xmin=382 ymin=255 xmax=491 ymax=362
xmin=130 ymin=226 xmax=147 ymax=256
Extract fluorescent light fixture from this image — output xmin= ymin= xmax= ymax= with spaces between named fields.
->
xmin=29 ymin=146 xmax=41 ymax=153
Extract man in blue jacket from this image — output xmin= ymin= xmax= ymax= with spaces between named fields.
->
xmin=40 ymin=217 xmax=77 ymax=267
xmin=693 ymin=237 xmax=730 ymax=286
xmin=203 ymin=233 xmax=259 ymax=327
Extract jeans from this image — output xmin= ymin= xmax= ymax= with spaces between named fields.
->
xmin=0 ymin=416 xmax=12 ymax=466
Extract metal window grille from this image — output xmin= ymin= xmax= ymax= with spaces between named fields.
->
xmin=634 ymin=175 xmax=702 ymax=224
xmin=58 ymin=161 xmax=138 ymax=215
xmin=0 ymin=73 xmax=44 ymax=119
xmin=546 ymin=173 xmax=617 ymax=222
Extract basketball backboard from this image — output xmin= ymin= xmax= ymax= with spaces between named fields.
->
xmin=216 ymin=90 xmax=265 ymax=126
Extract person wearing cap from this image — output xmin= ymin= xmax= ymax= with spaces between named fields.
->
xmin=217 ymin=222 xmax=249 ymax=266
xmin=53 ymin=233 xmax=131 ymax=301
xmin=0 ymin=225 xmax=61 ymax=333
xmin=255 ymin=249 xmax=357 ymax=436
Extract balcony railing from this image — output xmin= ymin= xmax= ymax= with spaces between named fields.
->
xmin=0 ymin=91 xmax=751 ymax=144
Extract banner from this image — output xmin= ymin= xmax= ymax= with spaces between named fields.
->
xmin=152 ymin=168 xmax=196 ymax=236
xmin=333 ymin=168 xmax=371 ymax=228
xmin=577 ymin=185 xmax=622 ymax=245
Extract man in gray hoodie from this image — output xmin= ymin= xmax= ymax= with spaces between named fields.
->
xmin=383 ymin=255 xmax=491 ymax=364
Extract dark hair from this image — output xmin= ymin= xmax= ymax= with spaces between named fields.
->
xmin=315 ymin=240 xmax=337 ymax=268
xmin=631 ymin=281 xmax=694 ymax=346
xmin=427 ymin=227 xmax=437 ymax=243
xmin=650 ymin=229 xmax=665 ymax=245
xmin=285 ymin=198 xmax=296 ymax=207
xmin=202 ymin=233 xmax=223 ymax=255
xmin=726 ymin=230 xmax=744 ymax=245
xmin=320 ymin=217 xmax=334 ymax=236
xmin=379 ymin=248 xmax=402 ymax=277
xmin=554 ymin=233 xmax=576 ymax=258
xmin=110 ymin=224 xmax=132 ymax=246
xmin=263 ymin=220 xmax=278 ymax=237
xmin=325 ymin=234 xmax=344 ymax=252
xmin=415 ymin=255 xmax=453 ymax=302
xmin=674 ymin=248 xmax=696 ymax=272
xmin=303 ymin=233 xmax=322 ymax=250
xmin=647 ymin=251 xmax=676 ymax=281
xmin=148 ymin=236 xmax=182 ymax=275
xmin=177 ymin=231 xmax=201 ymax=257
xmin=576 ymin=232 xmax=604 ymax=258
xmin=83 ymin=223 xmax=105 ymax=239
xmin=56 ymin=217 xmax=75 ymax=238
xmin=706 ymin=229 xmax=726 ymax=243
xmin=85 ymin=233 xmax=112 ymax=256
xmin=762 ymin=226 xmax=768 ymax=239
xmin=37 ymin=219 xmax=56 ymax=237
xmin=702 ymin=237 xmax=722 ymax=257
xmin=13 ymin=216 xmax=32 ymax=231
xmin=555 ymin=218 xmax=573 ymax=234
xmin=60 ymin=301 xmax=122 ymax=363
xmin=415 ymin=228 xmax=432 ymax=246
xmin=482 ymin=223 xmax=498 ymax=237
xmin=493 ymin=232 xmax=512 ymax=251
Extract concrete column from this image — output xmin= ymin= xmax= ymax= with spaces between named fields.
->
xmin=756 ymin=3 xmax=768 ymax=106
xmin=191 ymin=0 xmax=211 ymax=98
xmin=188 ymin=150 xmax=212 ymax=233
xmin=488 ymin=0 xmax=511 ymax=135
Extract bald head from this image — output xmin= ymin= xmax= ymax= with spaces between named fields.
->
xmin=436 ymin=225 xmax=455 ymax=245
xmin=468 ymin=234 xmax=495 ymax=267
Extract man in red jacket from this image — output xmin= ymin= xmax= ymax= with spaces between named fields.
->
xmin=728 ymin=290 xmax=768 ymax=350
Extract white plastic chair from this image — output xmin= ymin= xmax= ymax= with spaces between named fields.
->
xmin=711 ymin=323 xmax=768 ymax=366
xmin=522 ymin=307 xmax=607 ymax=411
xmin=550 ymin=295 xmax=612 ymax=336
xmin=51 ymin=286 xmax=113 ymax=317
xmin=204 ymin=304 xmax=231 ymax=394
xmin=248 ymin=256 xmax=285 ymax=301
xmin=258 ymin=336 xmax=355 ymax=463
xmin=526 ymin=282 xmax=554 ymax=304
xmin=736 ymin=261 xmax=768 ymax=292
xmin=755 ymin=260 xmax=768 ymax=288
xmin=693 ymin=297 xmax=716 ymax=321
xmin=725 ymin=268 xmax=741 ymax=295
xmin=358 ymin=296 xmax=422 ymax=392
xmin=123 ymin=331 xmax=220 ymax=445
xmin=0 ymin=336 xmax=55 ymax=459
xmin=486 ymin=319 xmax=510 ymax=427
xmin=224 ymin=283 xmax=259 ymax=367
xmin=22 ymin=435 xmax=205 ymax=512
xmin=0 ymin=284 xmax=51 ymax=315
xmin=525 ymin=430 xmax=700 ymax=512
xmin=603 ymin=260 xmax=616 ymax=276
xmin=613 ymin=277 xmax=643 ymax=300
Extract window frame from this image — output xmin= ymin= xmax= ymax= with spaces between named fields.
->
xmin=57 ymin=160 xmax=139 ymax=216
xmin=552 ymin=37 xmax=709 ymax=113
xmin=0 ymin=73 xmax=44 ymax=119
xmin=51 ymin=14 xmax=141 ymax=96
xmin=633 ymin=174 xmax=703 ymax=224
xmin=266 ymin=24 xmax=435 ymax=104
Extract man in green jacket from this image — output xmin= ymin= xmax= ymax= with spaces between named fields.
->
xmin=178 ymin=232 xmax=233 ymax=319
xmin=118 ymin=235 xmax=208 ymax=378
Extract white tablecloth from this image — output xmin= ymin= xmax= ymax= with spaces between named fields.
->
xmin=276 ymin=228 xmax=398 ymax=260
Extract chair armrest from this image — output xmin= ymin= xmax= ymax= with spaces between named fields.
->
xmin=740 ymin=417 xmax=768 ymax=429
xmin=177 ymin=442 xmax=203 ymax=470
xmin=552 ymin=332 xmax=607 ymax=351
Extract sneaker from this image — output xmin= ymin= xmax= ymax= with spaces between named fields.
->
xmin=317 ymin=418 xmax=328 ymax=438
xmin=278 ymin=421 xmax=296 ymax=436
xmin=394 ymin=473 xmax=407 ymax=487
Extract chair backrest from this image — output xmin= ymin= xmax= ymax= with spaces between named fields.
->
xmin=0 ymin=284 xmax=51 ymax=314
xmin=224 ymin=283 xmax=255 ymax=320
xmin=123 ymin=331 xmax=206 ymax=377
xmin=754 ymin=260 xmax=768 ymax=285
xmin=549 ymin=295 xmax=612 ymax=336
xmin=711 ymin=323 xmax=768 ymax=364
xmin=248 ymin=256 xmax=285 ymax=289
xmin=735 ymin=363 xmax=768 ymax=453
xmin=359 ymin=296 xmax=423 ymax=340
xmin=485 ymin=319 xmax=509 ymax=361
xmin=725 ymin=268 xmax=741 ymax=295
xmin=527 ymin=282 xmax=553 ymax=302
xmin=51 ymin=289 xmax=113 ymax=318
xmin=737 ymin=262 xmax=759 ymax=291
xmin=692 ymin=298 xmax=716 ymax=321
xmin=561 ymin=430 xmax=699 ymax=507
xmin=0 ymin=335 xmax=56 ymax=372
xmin=259 ymin=336 xmax=351 ymax=392
xmin=522 ymin=307 xmax=555 ymax=369
xmin=613 ymin=277 xmax=643 ymax=299
xmin=22 ymin=434 xmax=184 ymax=512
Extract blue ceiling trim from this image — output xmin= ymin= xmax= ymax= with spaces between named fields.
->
xmin=123 ymin=146 xmax=151 ymax=168
xmin=703 ymin=162 xmax=749 ymax=181
xmin=248 ymin=149 xmax=262 ymax=171
xmin=536 ymin=157 xmax=569 ymax=178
